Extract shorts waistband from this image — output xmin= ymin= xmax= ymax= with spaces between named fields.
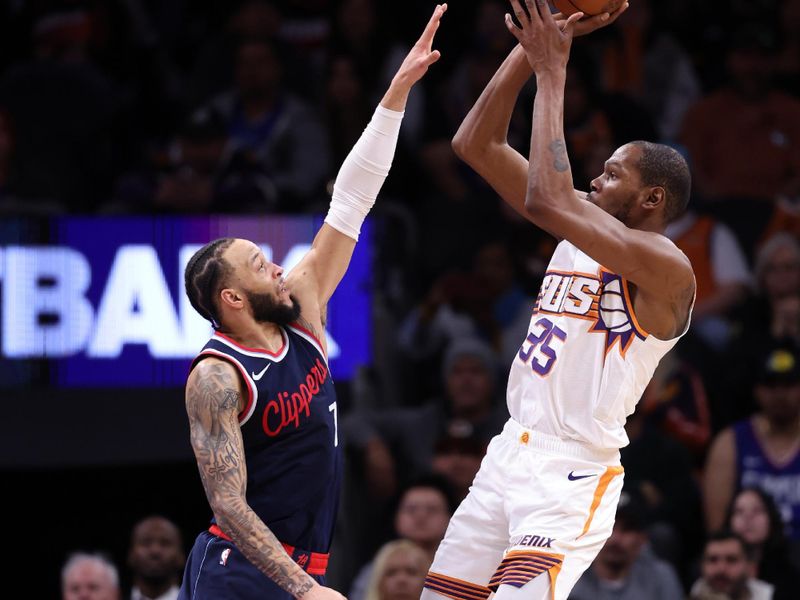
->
xmin=502 ymin=419 xmax=620 ymax=464
xmin=208 ymin=524 xmax=329 ymax=576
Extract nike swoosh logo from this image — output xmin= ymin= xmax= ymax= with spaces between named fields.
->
xmin=568 ymin=471 xmax=598 ymax=481
xmin=252 ymin=363 xmax=271 ymax=381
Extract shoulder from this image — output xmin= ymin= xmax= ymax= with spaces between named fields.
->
xmin=186 ymin=357 xmax=245 ymax=401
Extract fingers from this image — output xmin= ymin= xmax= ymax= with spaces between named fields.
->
xmin=562 ymin=11 xmax=584 ymax=35
xmin=606 ymin=1 xmax=629 ymax=24
xmin=536 ymin=0 xmax=556 ymax=25
xmin=508 ymin=0 xmax=529 ymax=25
xmin=419 ymin=3 xmax=447 ymax=47
xmin=505 ymin=12 xmax=523 ymax=38
xmin=526 ymin=0 xmax=542 ymax=24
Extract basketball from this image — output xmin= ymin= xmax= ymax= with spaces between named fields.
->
xmin=552 ymin=0 xmax=627 ymax=17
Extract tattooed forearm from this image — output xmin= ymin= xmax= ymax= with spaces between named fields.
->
xmin=186 ymin=360 xmax=315 ymax=597
xmin=548 ymin=139 xmax=570 ymax=173
xmin=218 ymin=505 xmax=316 ymax=597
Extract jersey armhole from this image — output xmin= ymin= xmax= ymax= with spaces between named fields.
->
xmin=192 ymin=351 xmax=259 ymax=425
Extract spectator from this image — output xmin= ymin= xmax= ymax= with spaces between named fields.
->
xmin=619 ymin=403 xmax=703 ymax=567
xmin=430 ymin=434 xmax=486 ymax=503
xmin=727 ymin=487 xmax=800 ymax=600
xmin=398 ymin=239 xmax=531 ymax=384
xmin=62 ymin=552 xmax=121 ymax=600
xmin=704 ymin=343 xmax=800 ymax=538
xmin=639 ymin=351 xmax=712 ymax=467
xmin=679 ymin=24 xmax=800 ymax=252
xmin=689 ymin=530 xmax=774 ymax=600
xmin=364 ymin=540 xmax=431 ymax=600
xmin=349 ymin=476 xmax=454 ymax=600
xmin=345 ymin=337 xmax=506 ymax=494
xmin=127 ymin=516 xmax=184 ymax=600
xmin=568 ymin=491 xmax=684 ymax=600
xmin=728 ymin=234 xmax=800 ymax=421
xmin=197 ymin=36 xmax=330 ymax=211
xmin=0 ymin=8 xmax=118 ymax=212
xmin=665 ymin=208 xmax=750 ymax=351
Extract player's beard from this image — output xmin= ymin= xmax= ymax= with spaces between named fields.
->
xmin=245 ymin=289 xmax=301 ymax=326
xmin=611 ymin=195 xmax=636 ymax=225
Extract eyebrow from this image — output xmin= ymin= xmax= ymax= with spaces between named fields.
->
xmin=605 ymin=160 xmax=624 ymax=170
xmin=250 ymin=250 xmax=261 ymax=265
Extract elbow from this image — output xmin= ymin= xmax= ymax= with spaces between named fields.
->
xmin=523 ymin=187 xmax=548 ymax=219
xmin=451 ymin=128 xmax=473 ymax=162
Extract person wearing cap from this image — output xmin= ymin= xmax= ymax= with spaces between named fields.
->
xmin=704 ymin=344 xmax=800 ymax=539
xmin=568 ymin=490 xmax=684 ymax=600
xmin=344 ymin=336 xmax=508 ymax=496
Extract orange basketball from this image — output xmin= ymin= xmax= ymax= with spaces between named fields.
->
xmin=552 ymin=0 xmax=626 ymax=17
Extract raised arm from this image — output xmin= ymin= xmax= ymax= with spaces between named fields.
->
xmin=186 ymin=358 xmax=342 ymax=600
xmin=286 ymin=4 xmax=447 ymax=325
xmin=452 ymin=8 xmax=627 ymax=219
xmin=507 ymin=1 xmax=693 ymax=334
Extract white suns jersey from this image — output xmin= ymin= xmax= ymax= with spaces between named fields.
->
xmin=507 ymin=240 xmax=690 ymax=450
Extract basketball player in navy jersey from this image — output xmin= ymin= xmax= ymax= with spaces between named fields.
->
xmin=177 ymin=6 xmax=448 ymax=599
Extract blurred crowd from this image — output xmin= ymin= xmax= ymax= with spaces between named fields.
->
xmin=5 ymin=0 xmax=799 ymax=599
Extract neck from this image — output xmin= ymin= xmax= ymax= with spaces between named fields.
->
xmin=766 ymin=414 xmax=800 ymax=437
xmin=135 ymin=578 xmax=175 ymax=598
xmin=221 ymin=320 xmax=285 ymax=352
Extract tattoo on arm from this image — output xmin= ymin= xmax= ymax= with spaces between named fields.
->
xmin=548 ymin=139 xmax=570 ymax=173
xmin=186 ymin=362 xmax=315 ymax=597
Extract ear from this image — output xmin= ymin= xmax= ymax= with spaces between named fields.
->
xmin=644 ymin=186 xmax=665 ymax=210
xmin=220 ymin=287 xmax=243 ymax=310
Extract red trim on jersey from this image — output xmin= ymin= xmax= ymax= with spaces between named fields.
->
xmin=195 ymin=351 xmax=255 ymax=423
xmin=214 ymin=331 xmax=286 ymax=357
xmin=209 ymin=525 xmax=329 ymax=575
xmin=288 ymin=322 xmax=327 ymax=358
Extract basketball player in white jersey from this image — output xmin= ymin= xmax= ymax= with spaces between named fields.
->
xmin=421 ymin=2 xmax=695 ymax=600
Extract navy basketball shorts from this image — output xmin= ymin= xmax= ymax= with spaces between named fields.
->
xmin=178 ymin=531 xmax=326 ymax=600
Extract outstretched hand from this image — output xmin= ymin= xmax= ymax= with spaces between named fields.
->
xmin=505 ymin=0 xmax=582 ymax=75
xmin=393 ymin=3 xmax=447 ymax=88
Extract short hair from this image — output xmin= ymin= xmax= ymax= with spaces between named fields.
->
xmin=628 ymin=141 xmax=691 ymax=223
xmin=364 ymin=540 xmax=430 ymax=600
xmin=61 ymin=552 xmax=119 ymax=590
xmin=395 ymin=473 xmax=458 ymax=517
xmin=704 ymin=529 xmax=751 ymax=560
xmin=184 ymin=238 xmax=236 ymax=329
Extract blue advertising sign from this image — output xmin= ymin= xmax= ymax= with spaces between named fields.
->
xmin=0 ymin=216 xmax=372 ymax=387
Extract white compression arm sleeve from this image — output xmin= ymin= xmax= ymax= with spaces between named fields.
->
xmin=324 ymin=104 xmax=404 ymax=241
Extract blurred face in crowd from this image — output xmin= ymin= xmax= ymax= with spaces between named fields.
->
xmin=62 ymin=560 xmax=119 ymax=600
xmin=701 ymin=538 xmax=750 ymax=598
xmin=446 ymin=355 xmax=493 ymax=417
xmin=338 ymin=0 xmax=376 ymax=46
xmin=755 ymin=378 xmax=800 ymax=425
xmin=730 ymin=490 xmax=771 ymax=547
xmin=395 ymin=487 xmax=450 ymax=548
xmin=128 ymin=517 xmax=184 ymax=585
xmin=327 ymin=56 xmax=363 ymax=107
xmin=596 ymin=520 xmax=645 ymax=573
xmin=378 ymin=546 xmax=429 ymax=600
xmin=236 ymin=41 xmax=282 ymax=100
xmin=431 ymin=448 xmax=482 ymax=502
xmin=761 ymin=243 xmax=800 ymax=301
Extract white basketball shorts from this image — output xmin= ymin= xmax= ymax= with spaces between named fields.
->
xmin=424 ymin=419 xmax=624 ymax=600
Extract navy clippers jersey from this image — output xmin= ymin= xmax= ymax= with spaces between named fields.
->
xmin=191 ymin=323 xmax=342 ymax=552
